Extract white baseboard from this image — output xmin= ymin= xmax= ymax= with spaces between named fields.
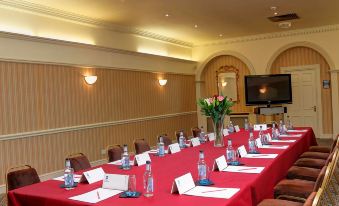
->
xmin=0 ymin=158 xmax=107 ymax=194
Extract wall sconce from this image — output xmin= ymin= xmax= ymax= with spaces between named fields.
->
xmin=84 ymin=75 xmax=97 ymax=85
xmin=221 ymin=82 xmax=227 ymax=87
xmin=158 ymin=79 xmax=167 ymax=86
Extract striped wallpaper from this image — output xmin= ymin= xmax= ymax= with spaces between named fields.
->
xmin=201 ymin=55 xmax=253 ymax=113
xmin=271 ymin=46 xmax=333 ymax=134
xmin=0 ymin=61 xmax=198 ymax=185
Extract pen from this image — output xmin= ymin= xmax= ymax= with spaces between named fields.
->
xmin=251 ymin=154 xmax=270 ymax=157
xmin=236 ymin=167 xmax=258 ymax=171
xmin=201 ymin=188 xmax=229 ymax=193
xmin=97 ymin=190 xmax=101 ymax=199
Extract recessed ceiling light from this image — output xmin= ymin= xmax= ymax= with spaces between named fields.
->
xmin=274 ymin=12 xmax=278 ymax=15
xmin=194 ymin=24 xmax=198 ymax=28
xmin=165 ymin=14 xmax=170 ymax=17
xmin=270 ymin=6 xmax=277 ymax=11
xmin=219 ymin=34 xmax=223 ymax=37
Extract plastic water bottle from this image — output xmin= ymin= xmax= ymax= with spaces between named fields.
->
xmin=157 ymin=136 xmax=165 ymax=157
xmin=279 ymin=120 xmax=285 ymax=134
xmin=121 ymin=144 xmax=131 ymax=170
xmin=248 ymin=130 xmax=257 ymax=153
xmin=179 ymin=132 xmax=185 ymax=149
xmin=286 ymin=116 xmax=293 ymax=130
xmin=143 ymin=161 xmax=154 ymax=197
xmin=64 ymin=159 xmax=74 ymax=189
xmin=197 ymin=150 xmax=208 ymax=181
xmin=259 ymin=126 xmax=266 ymax=145
xmin=244 ymin=119 xmax=249 ymax=131
xmin=226 ymin=139 xmax=236 ymax=164
xmin=228 ymin=121 xmax=234 ymax=133
xmin=199 ymin=126 xmax=206 ymax=143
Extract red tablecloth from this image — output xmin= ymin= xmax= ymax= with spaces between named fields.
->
xmin=8 ymin=128 xmax=316 ymax=206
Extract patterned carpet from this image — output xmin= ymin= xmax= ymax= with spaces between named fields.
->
xmin=0 ymin=194 xmax=6 ymax=206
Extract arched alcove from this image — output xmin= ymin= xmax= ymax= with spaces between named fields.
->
xmin=269 ymin=46 xmax=333 ymax=135
xmin=197 ymin=54 xmax=255 ymax=131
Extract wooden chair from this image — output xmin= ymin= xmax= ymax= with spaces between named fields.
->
xmin=66 ymin=153 xmax=91 ymax=172
xmin=157 ymin=134 xmax=172 ymax=146
xmin=300 ymin=135 xmax=339 ymax=159
xmin=287 ymin=149 xmax=336 ymax=181
xmin=6 ymin=165 xmax=40 ymax=192
xmin=134 ymin=138 xmax=151 ymax=154
xmin=175 ymin=130 xmax=188 ymax=142
xmin=107 ymin=144 xmax=123 ymax=162
xmin=274 ymin=149 xmax=337 ymax=203
xmin=258 ymin=157 xmax=336 ymax=206
xmin=308 ymin=135 xmax=338 ymax=153
xmin=191 ymin=127 xmax=201 ymax=138
xmin=293 ymin=138 xmax=338 ymax=169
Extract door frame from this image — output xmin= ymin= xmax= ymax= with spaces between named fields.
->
xmin=280 ymin=64 xmax=323 ymax=138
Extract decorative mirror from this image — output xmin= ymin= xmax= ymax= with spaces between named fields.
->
xmin=216 ymin=65 xmax=239 ymax=102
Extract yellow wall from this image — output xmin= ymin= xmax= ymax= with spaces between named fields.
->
xmin=0 ymin=61 xmax=198 ymax=185
xmin=270 ymin=46 xmax=332 ymax=134
xmin=201 ymin=55 xmax=252 ymax=113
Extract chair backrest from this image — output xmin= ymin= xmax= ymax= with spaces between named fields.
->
xmin=6 ymin=165 xmax=40 ymax=192
xmin=303 ymin=191 xmax=316 ymax=206
xmin=191 ymin=127 xmax=201 ymax=138
xmin=157 ymin=134 xmax=172 ymax=146
xmin=134 ymin=138 xmax=151 ymax=154
xmin=107 ymin=144 xmax=123 ymax=162
xmin=175 ymin=130 xmax=188 ymax=142
xmin=66 ymin=153 xmax=91 ymax=172
xmin=313 ymin=165 xmax=329 ymax=192
xmin=311 ymin=188 xmax=323 ymax=206
xmin=330 ymin=135 xmax=339 ymax=152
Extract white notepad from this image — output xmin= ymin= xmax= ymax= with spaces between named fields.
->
xmin=287 ymin=129 xmax=308 ymax=133
xmin=184 ymin=186 xmax=240 ymax=199
xmin=258 ymin=145 xmax=289 ymax=149
xmin=69 ymin=188 xmax=122 ymax=203
xmin=223 ymin=166 xmax=264 ymax=174
xmin=171 ymin=173 xmax=239 ymax=199
xmin=244 ymin=154 xmax=278 ymax=159
xmin=279 ymin=134 xmax=302 ymax=138
xmin=213 ymin=155 xmax=264 ymax=174
xmin=270 ymin=139 xmax=296 ymax=143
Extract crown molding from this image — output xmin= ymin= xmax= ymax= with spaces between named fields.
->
xmin=0 ymin=0 xmax=193 ymax=47
xmin=0 ymin=30 xmax=196 ymax=65
xmin=196 ymin=24 xmax=339 ymax=47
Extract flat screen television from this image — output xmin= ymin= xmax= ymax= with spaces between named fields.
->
xmin=244 ymin=74 xmax=292 ymax=105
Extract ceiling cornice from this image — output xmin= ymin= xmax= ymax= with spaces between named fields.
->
xmin=0 ymin=0 xmax=194 ymax=47
xmin=196 ymin=24 xmax=339 ymax=47
xmin=0 ymin=30 xmax=196 ymax=63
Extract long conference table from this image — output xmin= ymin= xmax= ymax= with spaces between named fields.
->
xmin=8 ymin=128 xmax=317 ymax=206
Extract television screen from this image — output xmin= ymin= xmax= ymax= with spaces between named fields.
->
xmin=244 ymin=74 xmax=292 ymax=105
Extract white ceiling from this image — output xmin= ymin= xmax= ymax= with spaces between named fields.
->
xmin=17 ymin=0 xmax=339 ymax=45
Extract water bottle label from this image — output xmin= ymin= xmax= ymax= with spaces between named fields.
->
xmin=226 ymin=151 xmax=233 ymax=160
xmin=198 ymin=165 xmax=207 ymax=180
xmin=122 ymin=157 xmax=130 ymax=168
xmin=147 ymin=177 xmax=154 ymax=192
xmin=179 ymin=139 xmax=184 ymax=147
xmin=159 ymin=146 xmax=165 ymax=155
xmin=64 ymin=173 xmax=74 ymax=187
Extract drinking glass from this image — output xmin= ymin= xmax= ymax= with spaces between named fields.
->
xmin=128 ymin=175 xmax=137 ymax=192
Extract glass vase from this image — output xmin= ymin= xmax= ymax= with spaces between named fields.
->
xmin=212 ymin=117 xmax=225 ymax=147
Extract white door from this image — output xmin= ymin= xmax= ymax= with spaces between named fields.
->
xmin=281 ymin=65 xmax=321 ymax=137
